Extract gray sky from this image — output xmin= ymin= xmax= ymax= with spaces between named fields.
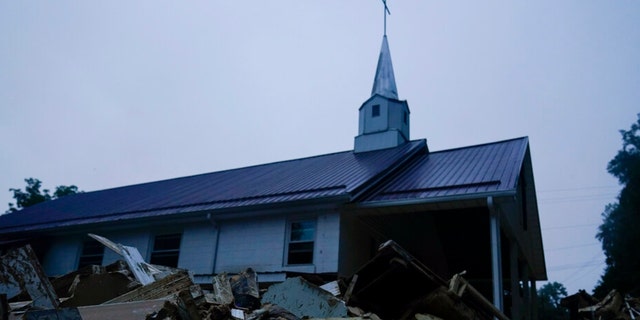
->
xmin=1 ymin=1 xmax=638 ymax=294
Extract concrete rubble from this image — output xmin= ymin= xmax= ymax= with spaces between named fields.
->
xmin=1 ymin=236 xmax=513 ymax=320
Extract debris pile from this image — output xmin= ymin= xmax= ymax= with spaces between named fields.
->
xmin=562 ymin=289 xmax=640 ymax=320
xmin=1 ymin=237 xmax=510 ymax=320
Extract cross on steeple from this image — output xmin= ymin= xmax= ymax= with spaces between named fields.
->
xmin=381 ymin=0 xmax=391 ymax=36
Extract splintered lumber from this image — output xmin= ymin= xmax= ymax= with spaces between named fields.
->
xmin=105 ymin=271 xmax=193 ymax=304
xmin=50 ymin=264 xmax=106 ymax=298
xmin=89 ymin=234 xmax=155 ymax=285
xmin=76 ymin=299 xmax=169 ymax=320
xmin=448 ymin=272 xmax=509 ymax=320
xmin=230 ymin=268 xmax=260 ymax=309
xmin=0 ymin=245 xmax=59 ymax=309
xmin=246 ymin=304 xmax=300 ymax=320
xmin=560 ymin=290 xmax=599 ymax=320
xmin=209 ymin=273 xmax=234 ymax=305
xmin=346 ymin=240 xmax=448 ymax=319
xmin=60 ymin=271 xmax=141 ymax=307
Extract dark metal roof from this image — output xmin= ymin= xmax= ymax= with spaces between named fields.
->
xmin=363 ymin=137 xmax=529 ymax=203
xmin=0 ymin=140 xmax=426 ymax=234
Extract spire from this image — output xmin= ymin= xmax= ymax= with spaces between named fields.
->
xmin=371 ymin=35 xmax=399 ymax=100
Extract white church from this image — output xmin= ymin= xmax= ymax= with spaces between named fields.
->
xmin=0 ymin=23 xmax=546 ymax=319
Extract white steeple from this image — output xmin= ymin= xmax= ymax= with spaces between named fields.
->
xmin=354 ymin=35 xmax=411 ymax=153
xmin=371 ymin=35 xmax=399 ymax=100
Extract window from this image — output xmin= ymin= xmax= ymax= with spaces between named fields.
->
xmin=372 ymin=104 xmax=380 ymax=117
xmin=287 ymin=220 xmax=315 ymax=265
xmin=78 ymin=239 xmax=104 ymax=268
xmin=150 ymin=233 xmax=182 ymax=267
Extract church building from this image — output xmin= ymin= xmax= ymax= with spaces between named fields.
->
xmin=0 ymin=31 xmax=546 ymax=318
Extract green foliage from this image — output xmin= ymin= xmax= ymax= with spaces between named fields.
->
xmin=6 ymin=178 xmax=80 ymax=213
xmin=595 ymin=114 xmax=640 ymax=297
xmin=537 ymin=281 xmax=569 ymax=320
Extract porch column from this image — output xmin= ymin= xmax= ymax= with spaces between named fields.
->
xmin=510 ymin=241 xmax=522 ymax=320
xmin=530 ymin=280 xmax=538 ymax=320
xmin=488 ymin=196 xmax=503 ymax=311
xmin=522 ymin=266 xmax=531 ymax=319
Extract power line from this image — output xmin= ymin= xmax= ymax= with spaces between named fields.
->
xmin=545 ymin=223 xmax=599 ymax=230
xmin=539 ymin=194 xmax=618 ymax=204
xmin=538 ymin=186 xmax=620 ymax=193
xmin=561 ymin=252 xmax=606 ymax=288
xmin=546 ymin=243 xmax=599 ymax=252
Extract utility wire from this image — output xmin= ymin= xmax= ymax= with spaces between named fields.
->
xmin=561 ymin=252 xmax=606 ymax=288
xmin=546 ymin=242 xmax=599 ymax=252
xmin=545 ymin=223 xmax=599 ymax=230
xmin=538 ymin=186 xmax=619 ymax=193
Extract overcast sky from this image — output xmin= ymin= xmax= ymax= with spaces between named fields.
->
xmin=1 ymin=1 xmax=638 ymax=294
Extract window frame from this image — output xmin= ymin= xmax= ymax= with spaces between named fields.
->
xmin=372 ymin=104 xmax=380 ymax=118
xmin=77 ymin=238 xmax=105 ymax=268
xmin=150 ymin=233 xmax=182 ymax=268
xmin=285 ymin=218 xmax=316 ymax=266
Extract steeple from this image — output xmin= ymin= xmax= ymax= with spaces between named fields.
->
xmin=354 ymin=34 xmax=411 ymax=153
xmin=371 ymin=35 xmax=399 ymax=100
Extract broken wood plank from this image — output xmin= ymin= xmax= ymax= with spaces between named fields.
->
xmin=230 ymin=268 xmax=260 ymax=309
xmin=60 ymin=271 xmax=141 ymax=307
xmin=0 ymin=245 xmax=58 ymax=310
xmin=319 ymin=280 xmax=341 ymax=296
xmin=78 ymin=298 xmax=170 ymax=320
xmin=346 ymin=241 xmax=447 ymax=319
xmin=209 ymin=273 xmax=234 ymax=305
xmin=105 ymin=271 xmax=193 ymax=304
xmin=447 ymin=272 xmax=509 ymax=320
xmin=50 ymin=264 xmax=106 ymax=298
xmin=89 ymin=233 xmax=155 ymax=286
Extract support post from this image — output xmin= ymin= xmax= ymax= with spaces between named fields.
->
xmin=522 ymin=266 xmax=531 ymax=320
xmin=510 ymin=240 xmax=522 ymax=320
xmin=531 ymin=280 xmax=538 ymax=320
xmin=488 ymin=196 xmax=503 ymax=312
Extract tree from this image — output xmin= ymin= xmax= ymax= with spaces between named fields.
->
xmin=537 ymin=281 xmax=569 ymax=320
xmin=595 ymin=114 xmax=640 ymax=297
xmin=6 ymin=178 xmax=80 ymax=213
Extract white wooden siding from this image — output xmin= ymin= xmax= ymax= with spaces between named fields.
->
xmin=178 ymin=222 xmax=217 ymax=274
xmin=314 ymin=211 xmax=340 ymax=273
xmin=214 ymin=216 xmax=286 ymax=273
xmin=43 ymin=236 xmax=81 ymax=276
xmin=40 ymin=210 xmax=341 ymax=278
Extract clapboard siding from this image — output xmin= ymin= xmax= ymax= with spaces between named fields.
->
xmin=178 ymin=222 xmax=217 ymax=274
xmin=214 ymin=216 xmax=286 ymax=273
xmin=40 ymin=211 xmax=340 ymax=278
xmin=43 ymin=236 xmax=82 ymax=276
xmin=315 ymin=211 xmax=340 ymax=273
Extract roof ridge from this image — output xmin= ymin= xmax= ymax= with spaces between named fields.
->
xmin=60 ymin=149 xmax=359 ymax=196
xmin=429 ymin=136 xmax=529 ymax=154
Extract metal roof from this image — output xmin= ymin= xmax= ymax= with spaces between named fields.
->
xmin=363 ymin=137 xmax=529 ymax=203
xmin=0 ymin=140 xmax=426 ymax=234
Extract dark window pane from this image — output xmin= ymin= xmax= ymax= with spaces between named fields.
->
xmin=151 ymin=233 xmax=181 ymax=268
xmin=372 ymin=104 xmax=380 ymax=117
xmin=153 ymin=234 xmax=181 ymax=251
xmin=288 ymin=242 xmax=313 ymax=264
xmin=290 ymin=221 xmax=314 ymax=241
xmin=78 ymin=239 xmax=104 ymax=268
xmin=150 ymin=252 xmax=180 ymax=267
